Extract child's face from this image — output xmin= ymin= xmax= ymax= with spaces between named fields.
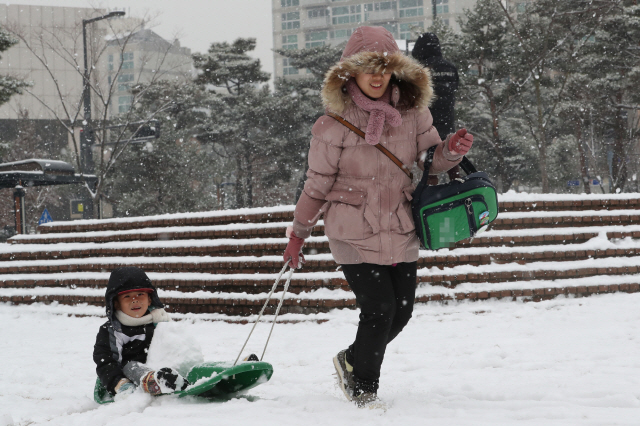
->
xmin=115 ymin=291 xmax=151 ymax=318
xmin=355 ymin=72 xmax=392 ymax=99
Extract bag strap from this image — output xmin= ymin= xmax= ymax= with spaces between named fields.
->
xmin=413 ymin=145 xmax=480 ymax=201
xmin=327 ymin=112 xmax=413 ymax=180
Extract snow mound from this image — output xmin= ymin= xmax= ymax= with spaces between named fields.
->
xmin=145 ymin=322 xmax=204 ymax=377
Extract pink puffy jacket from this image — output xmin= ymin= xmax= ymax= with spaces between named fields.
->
xmin=292 ymin=27 xmax=463 ymax=265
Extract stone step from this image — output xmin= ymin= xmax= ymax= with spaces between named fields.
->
xmin=2 ymin=255 xmax=640 ymax=294
xmin=2 ymin=274 xmax=639 ymax=315
xmin=11 ymin=222 xmax=302 ymax=245
xmin=2 ymin=241 xmax=640 ymax=276
xmin=3 ymin=227 xmax=640 ymax=261
xmin=5 ymin=236 xmax=640 ymax=278
xmin=33 ymin=197 xmax=640 ymax=236
xmin=12 ymin=210 xmax=640 ymax=245
xmin=36 ymin=206 xmax=296 ymax=234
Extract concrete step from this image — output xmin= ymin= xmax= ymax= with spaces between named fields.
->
xmin=12 ymin=210 xmax=640 ymax=245
xmin=4 ymin=225 xmax=640 ymax=261
xmin=2 ymin=241 xmax=640 ymax=276
xmin=36 ymin=206 xmax=295 ymax=234
xmin=33 ymin=196 xmax=640 ymax=236
xmin=2 ymin=253 xmax=640 ymax=295
xmin=2 ymin=273 xmax=639 ymax=315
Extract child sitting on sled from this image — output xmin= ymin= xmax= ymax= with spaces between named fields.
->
xmin=93 ymin=266 xmax=190 ymax=397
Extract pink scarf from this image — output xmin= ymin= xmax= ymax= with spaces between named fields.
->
xmin=346 ymin=78 xmax=402 ymax=145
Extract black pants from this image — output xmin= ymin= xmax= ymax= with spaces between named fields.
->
xmin=342 ymin=262 xmax=417 ymax=393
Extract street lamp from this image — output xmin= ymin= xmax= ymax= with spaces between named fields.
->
xmin=80 ymin=10 xmax=125 ymax=218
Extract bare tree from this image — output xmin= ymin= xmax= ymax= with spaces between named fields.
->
xmin=6 ymin=10 xmax=191 ymax=218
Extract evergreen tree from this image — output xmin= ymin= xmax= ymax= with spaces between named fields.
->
xmin=193 ymin=38 xmax=269 ymax=95
xmin=107 ymin=81 xmax=226 ymax=216
xmin=584 ymin=1 xmax=640 ymax=191
xmin=273 ymin=43 xmax=344 ymax=200
xmin=0 ymin=28 xmax=39 ymax=235
xmin=449 ymin=0 xmax=533 ymax=192
xmin=0 ymin=28 xmax=28 ymax=111
xmin=499 ymin=0 xmax=611 ymax=192
xmin=273 ymin=43 xmax=343 ymax=90
xmin=193 ymin=38 xmax=279 ymax=208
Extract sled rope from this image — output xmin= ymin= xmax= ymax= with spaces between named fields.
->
xmin=260 ymin=266 xmax=294 ymax=361
xmin=233 ymin=261 xmax=293 ymax=366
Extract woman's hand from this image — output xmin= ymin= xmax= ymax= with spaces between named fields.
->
xmin=448 ymin=128 xmax=474 ymax=155
xmin=283 ymin=226 xmax=305 ymax=269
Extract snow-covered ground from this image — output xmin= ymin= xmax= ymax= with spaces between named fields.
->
xmin=3 ymin=294 xmax=640 ymax=425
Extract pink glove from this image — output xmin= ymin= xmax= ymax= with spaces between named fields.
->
xmin=283 ymin=229 xmax=305 ymax=269
xmin=448 ymin=128 xmax=474 ymax=155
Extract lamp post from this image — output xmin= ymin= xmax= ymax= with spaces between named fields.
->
xmin=80 ymin=10 xmax=125 ymax=218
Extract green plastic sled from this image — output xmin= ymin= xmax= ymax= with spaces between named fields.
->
xmin=94 ymin=361 xmax=274 ymax=404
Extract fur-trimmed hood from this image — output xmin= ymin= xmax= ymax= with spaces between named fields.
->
xmin=321 ymin=50 xmax=434 ymax=114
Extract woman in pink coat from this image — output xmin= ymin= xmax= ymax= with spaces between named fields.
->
xmin=283 ymin=26 xmax=473 ymax=409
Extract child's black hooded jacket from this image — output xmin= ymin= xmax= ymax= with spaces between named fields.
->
xmin=93 ymin=267 xmax=164 ymax=394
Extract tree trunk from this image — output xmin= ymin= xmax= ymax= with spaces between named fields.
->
xmin=92 ymin=193 xmax=100 ymax=219
xmin=612 ymin=93 xmax=628 ymax=191
xmin=534 ymin=78 xmax=549 ymax=192
xmin=488 ymin=92 xmax=507 ymax=192
xmin=245 ymin=152 xmax=253 ymax=208
xmin=294 ymin=173 xmax=306 ymax=203
xmin=576 ymin=118 xmax=591 ymax=194
xmin=235 ymin=154 xmax=244 ymax=208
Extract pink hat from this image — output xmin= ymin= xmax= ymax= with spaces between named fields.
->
xmin=340 ymin=26 xmax=400 ymax=61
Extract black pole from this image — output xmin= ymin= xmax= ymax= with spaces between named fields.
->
xmin=13 ymin=186 xmax=26 ymax=235
xmin=432 ymin=0 xmax=437 ymax=20
xmin=79 ymin=11 xmax=125 ymax=219
xmin=81 ymin=21 xmax=93 ymax=176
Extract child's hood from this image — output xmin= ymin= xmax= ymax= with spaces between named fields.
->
xmin=104 ymin=266 xmax=163 ymax=326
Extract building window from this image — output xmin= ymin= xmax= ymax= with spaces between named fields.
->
xmin=364 ymin=2 xmax=396 ymax=12
xmin=283 ymin=58 xmax=299 ymax=76
xmin=118 ymin=95 xmax=133 ymax=113
xmin=399 ymin=0 xmax=423 ymax=18
xmin=399 ymin=21 xmax=423 ymax=39
xmin=331 ymin=28 xmax=353 ymax=40
xmin=332 ymin=5 xmax=362 ymax=25
xmin=378 ymin=23 xmax=397 ymax=36
xmin=282 ymin=11 xmax=300 ymax=30
xmin=435 ymin=0 xmax=449 ymax=14
xmin=364 ymin=2 xmax=397 ymax=21
xmin=108 ymin=54 xmax=114 ymax=71
xmin=118 ymin=74 xmax=134 ymax=83
xmin=305 ymin=31 xmax=328 ymax=48
xmin=121 ymin=52 xmax=134 ymax=70
xmin=515 ymin=2 xmax=529 ymax=13
xmin=281 ymin=0 xmax=299 ymax=6
xmin=282 ymin=34 xmax=298 ymax=50
xmin=117 ymin=73 xmax=134 ymax=92
xmin=308 ymin=8 xmax=329 ymax=19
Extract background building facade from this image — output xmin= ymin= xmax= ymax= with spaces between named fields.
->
xmin=272 ymin=0 xmax=477 ymax=79
xmin=103 ymin=28 xmax=193 ymax=118
xmin=0 ymin=5 xmax=105 ymax=121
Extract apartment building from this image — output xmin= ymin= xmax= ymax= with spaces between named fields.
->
xmin=0 ymin=4 xmax=104 ymax=121
xmin=0 ymin=6 xmax=193 ymax=149
xmin=104 ymin=28 xmax=193 ymax=117
xmin=272 ymin=0 xmax=477 ymax=79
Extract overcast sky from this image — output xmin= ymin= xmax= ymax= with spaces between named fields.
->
xmin=7 ymin=0 xmax=275 ymax=76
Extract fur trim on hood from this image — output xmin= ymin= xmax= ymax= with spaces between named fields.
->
xmin=321 ymin=50 xmax=434 ymax=114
